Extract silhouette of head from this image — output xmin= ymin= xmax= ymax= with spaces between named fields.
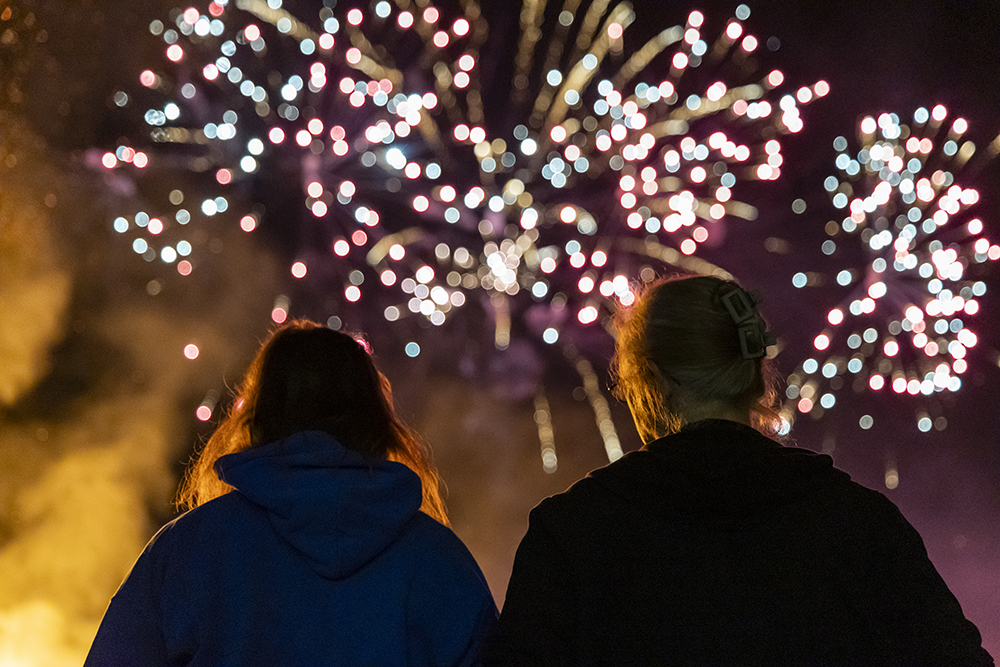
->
xmin=248 ymin=321 xmax=396 ymax=456
xmin=178 ymin=320 xmax=448 ymax=523
xmin=613 ymin=275 xmax=780 ymax=441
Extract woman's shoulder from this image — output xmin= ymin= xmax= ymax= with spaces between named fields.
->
xmin=525 ymin=467 xmax=628 ymax=530
xmin=145 ymin=492 xmax=262 ymax=553
xmin=393 ymin=512 xmax=494 ymax=594
xmin=535 ymin=448 xmax=660 ymax=509
xmin=398 ymin=512 xmax=480 ymax=560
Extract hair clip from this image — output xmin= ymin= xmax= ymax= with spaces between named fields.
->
xmin=720 ymin=285 xmax=774 ymax=360
xmin=737 ymin=323 xmax=777 ymax=359
xmin=721 ymin=287 xmax=756 ymax=324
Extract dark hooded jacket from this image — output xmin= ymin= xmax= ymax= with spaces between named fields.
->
xmin=85 ymin=431 xmax=497 ymax=666
xmin=485 ymin=419 xmax=992 ymax=666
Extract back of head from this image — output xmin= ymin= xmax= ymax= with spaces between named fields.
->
xmin=250 ymin=322 xmax=392 ymax=456
xmin=613 ymin=274 xmax=780 ymax=441
xmin=178 ymin=320 xmax=448 ymax=523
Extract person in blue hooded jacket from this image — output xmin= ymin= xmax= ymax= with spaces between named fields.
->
xmin=85 ymin=319 xmax=497 ymax=666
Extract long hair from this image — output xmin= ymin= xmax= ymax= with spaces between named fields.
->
xmin=176 ymin=320 xmax=449 ymax=524
xmin=612 ymin=275 xmax=781 ymax=442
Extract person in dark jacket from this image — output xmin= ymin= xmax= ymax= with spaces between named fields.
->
xmin=85 ymin=320 xmax=497 ymax=666
xmin=485 ymin=274 xmax=992 ymax=666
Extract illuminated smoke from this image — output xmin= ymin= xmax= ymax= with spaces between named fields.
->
xmin=0 ymin=118 xmax=72 ymax=407
xmin=0 ymin=123 xmax=280 ymax=665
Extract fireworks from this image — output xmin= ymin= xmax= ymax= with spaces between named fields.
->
xmin=104 ymin=0 xmax=823 ymax=460
xmin=107 ymin=0 xmax=820 ymax=338
xmin=782 ymin=106 xmax=999 ymax=434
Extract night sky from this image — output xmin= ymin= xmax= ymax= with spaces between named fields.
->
xmin=1 ymin=0 xmax=998 ymax=661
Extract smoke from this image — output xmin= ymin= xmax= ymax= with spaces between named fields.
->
xmin=0 ymin=117 xmax=72 ymax=407
xmin=0 ymin=418 xmax=172 ymax=664
xmin=0 ymin=117 xmax=279 ymax=664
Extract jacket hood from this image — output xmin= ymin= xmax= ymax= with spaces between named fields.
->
xmin=215 ymin=431 xmax=422 ymax=579
xmin=588 ymin=419 xmax=849 ymax=528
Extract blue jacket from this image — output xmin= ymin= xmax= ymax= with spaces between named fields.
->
xmin=85 ymin=431 xmax=497 ymax=666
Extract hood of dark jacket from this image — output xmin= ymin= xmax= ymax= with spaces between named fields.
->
xmin=215 ymin=430 xmax=422 ymax=580
xmin=588 ymin=419 xmax=850 ymax=528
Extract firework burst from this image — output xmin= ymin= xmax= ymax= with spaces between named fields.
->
xmin=104 ymin=0 xmax=823 ymax=463
xmin=105 ymin=0 xmax=821 ymax=333
xmin=782 ymin=105 xmax=999 ymax=435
